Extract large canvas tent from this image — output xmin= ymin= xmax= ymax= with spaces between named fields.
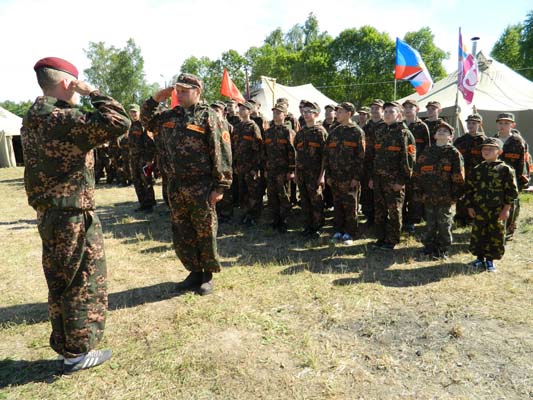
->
xmin=398 ymin=53 xmax=533 ymax=145
xmin=251 ymin=76 xmax=337 ymax=121
xmin=0 ymin=106 xmax=23 ymax=168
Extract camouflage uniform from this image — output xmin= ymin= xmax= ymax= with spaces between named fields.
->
xmin=117 ymin=133 xmax=131 ymax=185
xmin=94 ymin=144 xmax=113 ymax=184
xmin=465 ymin=159 xmax=518 ymax=260
xmin=216 ymin=117 xmax=235 ymax=220
xmin=321 ymin=117 xmax=338 ymax=209
xmin=128 ymin=119 xmax=156 ymax=210
xmin=234 ymin=119 xmax=263 ymax=222
xmin=368 ymin=121 xmax=416 ymax=245
xmin=264 ymin=123 xmax=296 ymax=228
xmin=361 ymin=119 xmax=384 ymax=223
xmin=21 ymin=93 xmax=130 ymax=357
xmin=404 ymin=118 xmax=430 ymax=225
xmin=141 ymin=97 xmax=232 ymax=273
xmin=295 ymin=123 xmax=327 ymax=232
xmin=453 ymin=132 xmax=487 ymax=224
xmin=323 ymin=122 xmax=365 ymax=237
xmin=226 ymin=114 xmax=242 ymax=208
xmin=413 ymin=144 xmax=464 ymax=254
xmin=495 ymin=132 xmax=529 ymax=237
xmin=424 ymin=118 xmax=443 ymax=146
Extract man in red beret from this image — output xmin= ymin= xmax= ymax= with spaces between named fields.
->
xmin=21 ymin=57 xmax=131 ymax=374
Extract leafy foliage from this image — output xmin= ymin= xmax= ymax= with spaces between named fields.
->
xmin=0 ymin=100 xmax=33 ymax=118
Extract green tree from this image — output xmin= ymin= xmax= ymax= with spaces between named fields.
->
xmin=0 ymin=100 xmax=33 ymax=118
xmin=491 ymin=24 xmax=523 ymax=72
xmin=519 ymin=10 xmax=533 ymax=80
xmin=84 ymin=38 xmax=154 ymax=106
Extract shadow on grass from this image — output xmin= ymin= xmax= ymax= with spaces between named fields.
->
xmin=0 ymin=358 xmax=61 ymax=388
xmin=0 ymin=282 xmax=185 ymax=326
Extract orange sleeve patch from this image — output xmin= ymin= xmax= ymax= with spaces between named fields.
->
xmin=221 ymin=131 xmax=231 ymax=143
xmin=308 ymin=142 xmax=321 ymax=148
xmin=386 ymin=146 xmax=401 ymax=152
xmin=407 ymin=144 xmax=416 ymax=155
xmin=344 ymin=141 xmax=357 ymax=148
xmin=442 ymin=165 xmax=452 ymax=172
xmin=186 ymin=124 xmax=205 ymax=134
xmin=162 ymin=121 xmax=175 ymax=128
xmin=420 ymin=165 xmax=434 ymax=172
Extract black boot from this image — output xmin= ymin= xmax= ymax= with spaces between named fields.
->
xmin=198 ymin=271 xmax=214 ymax=296
xmin=177 ymin=271 xmax=202 ymax=290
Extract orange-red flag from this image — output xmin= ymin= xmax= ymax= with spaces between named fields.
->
xmin=220 ymin=68 xmax=245 ymax=103
xmin=170 ymin=88 xmax=179 ymax=108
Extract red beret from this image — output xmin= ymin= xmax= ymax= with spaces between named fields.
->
xmin=34 ymin=57 xmax=79 ymax=79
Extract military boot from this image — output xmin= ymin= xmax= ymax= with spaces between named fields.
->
xmin=177 ymin=271 xmax=202 ymax=290
xmin=198 ymin=271 xmax=214 ymax=296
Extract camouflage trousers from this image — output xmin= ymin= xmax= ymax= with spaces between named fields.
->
xmin=266 ymin=172 xmax=291 ymax=225
xmin=403 ymin=181 xmax=424 ymax=224
xmin=469 ymin=208 xmax=506 ymax=260
xmin=216 ymin=186 xmax=234 ymax=219
xmin=168 ymin=180 xmax=221 ymax=273
xmin=422 ymin=204 xmax=454 ymax=252
xmin=117 ymin=152 xmax=131 ymax=185
xmin=454 ymin=196 xmax=472 ymax=224
xmin=331 ymin=179 xmax=360 ymax=237
xmin=360 ymin=177 xmax=374 ymax=223
xmin=37 ymin=209 xmax=107 ymax=358
xmin=296 ymin=171 xmax=324 ymax=230
xmin=238 ymin=171 xmax=263 ymax=220
xmin=373 ymin=178 xmax=405 ymax=245
xmin=130 ymin=158 xmax=156 ymax=209
xmin=506 ymin=198 xmax=520 ymax=237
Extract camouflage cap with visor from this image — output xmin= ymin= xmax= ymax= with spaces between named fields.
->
xmin=175 ymin=73 xmax=203 ymax=90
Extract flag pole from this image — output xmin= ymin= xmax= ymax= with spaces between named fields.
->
xmin=394 ymin=79 xmax=397 ymax=100
xmin=455 ymin=27 xmax=461 ymax=135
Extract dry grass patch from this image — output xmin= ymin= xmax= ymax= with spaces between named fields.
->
xmin=1 ymin=167 xmax=532 ymax=399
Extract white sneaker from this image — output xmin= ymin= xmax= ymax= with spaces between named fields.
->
xmin=342 ymin=233 xmax=354 ymax=245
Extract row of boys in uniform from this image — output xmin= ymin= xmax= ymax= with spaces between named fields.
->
xmin=216 ymin=97 xmax=530 ymax=272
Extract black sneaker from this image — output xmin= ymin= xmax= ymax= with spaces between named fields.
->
xmin=198 ymin=271 xmax=213 ymax=296
xmin=63 ymin=349 xmax=112 ymax=375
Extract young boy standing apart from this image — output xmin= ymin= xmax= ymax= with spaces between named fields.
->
xmin=465 ymin=137 xmax=518 ymax=272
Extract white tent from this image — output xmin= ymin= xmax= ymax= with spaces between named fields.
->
xmin=398 ymin=53 xmax=533 ymax=145
xmin=0 ymin=106 xmax=22 ymax=168
xmin=251 ymin=76 xmax=337 ymax=121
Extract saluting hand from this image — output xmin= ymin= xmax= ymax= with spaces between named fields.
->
xmin=209 ymin=191 xmax=223 ymax=206
xmin=153 ymin=87 xmax=174 ymax=103
xmin=69 ymin=80 xmax=96 ymax=96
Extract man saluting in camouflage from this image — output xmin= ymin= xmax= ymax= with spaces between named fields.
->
xmin=21 ymin=57 xmax=131 ymax=374
xmin=142 ymin=74 xmax=232 ymax=295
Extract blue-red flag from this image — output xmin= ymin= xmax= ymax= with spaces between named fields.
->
xmin=395 ymin=38 xmax=433 ymax=95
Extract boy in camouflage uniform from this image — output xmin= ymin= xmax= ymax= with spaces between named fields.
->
xmin=402 ymin=99 xmax=430 ymax=233
xmin=453 ymin=114 xmax=486 ymax=226
xmin=367 ymin=101 xmax=416 ymax=250
xmin=234 ymin=101 xmax=264 ymax=226
xmin=413 ymin=121 xmax=464 ymax=259
xmin=323 ymin=102 xmax=365 ymax=245
xmin=424 ymin=101 xmax=443 ymax=145
xmin=21 ymin=57 xmax=131 ymax=373
xmin=465 ymin=137 xmax=518 ymax=272
xmin=142 ymin=74 xmax=232 ymax=295
xmin=263 ymin=103 xmax=296 ymax=233
xmin=294 ymin=101 xmax=328 ymax=239
xmin=493 ymin=113 xmax=530 ymax=240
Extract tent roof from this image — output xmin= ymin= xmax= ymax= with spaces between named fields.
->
xmin=251 ymin=76 xmax=337 ymax=120
xmin=0 ymin=106 xmax=22 ymax=136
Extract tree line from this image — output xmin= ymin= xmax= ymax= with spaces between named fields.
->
xmin=2 ymin=11 xmax=532 ymax=118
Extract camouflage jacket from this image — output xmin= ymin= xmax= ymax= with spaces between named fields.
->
xmin=227 ymin=114 xmax=242 ymax=129
xmin=263 ymin=124 xmax=296 ymax=174
xmin=406 ymin=118 xmax=430 ymax=159
xmin=286 ymin=113 xmax=300 ymax=132
xmin=323 ymin=123 xmax=365 ymax=182
xmin=294 ymin=123 xmax=327 ymax=176
xmin=413 ymin=144 xmax=465 ymax=205
xmin=21 ymin=94 xmax=130 ymax=212
xmin=363 ymin=119 xmax=385 ymax=174
xmin=465 ymin=160 xmax=518 ymax=211
xmin=251 ymin=113 xmax=269 ymax=140
xmin=233 ymin=119 xmax=263 ymax=175
xmin=453 ymin=133 xmax=487 ymax=174
xmin=495 ymin=133 xmax=530 ymax=190
xmin=369 ymin=122 xmax=416 ymax=185
xmin=141 ymin=98 xmax=232 ymax=190
xmin=322 ymin=119 xmax=339 ymax=135
xmin=128 ymin=120 xmax=155 ymax=163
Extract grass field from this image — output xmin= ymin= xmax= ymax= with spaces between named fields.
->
xmin=0 ymin=166 xmax=532 ymax=400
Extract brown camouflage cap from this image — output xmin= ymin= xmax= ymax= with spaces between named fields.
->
xmin=336 ymin=102 xmax=355 ymax=113
xmin=175 ymin=73 xmax=203 ymax=89
xmin=210 ymin=101 xmax=226 ymax=111
xmin=276 ymin=97 xmax=289 ymax=105
xmin=301 ymin=100 xmax=320 ymax=114
xmin=402 ymin=99 xmax=419 ymax=108
xmin=383 ymin=101 xmax=404 ymax=112
xmin=496 ymin=112 xmax=515 ymax=122
xmin=357 ymin=106 xmax=371 ymax=114
xmin=238 ymin=101 xmax=255 ymax=111
xmin=480 ymin=137 xmax=503 ymax=149
xmin=129 ymin=103 xmax=140 ymax=112
xmin=272 ymin=103 xmax=288 ymax=113
xmin=426 ymin=101 xmax=441 ymax=109
xmin=436 ymin=120 xmax=455 ymax=134
xmin=466 ymin=114 xmax=482 ymax=123
xmin=324 ymin=104 xmax=337 ymax=110
xmin=370 ymin=99 xmax=384 ymax=107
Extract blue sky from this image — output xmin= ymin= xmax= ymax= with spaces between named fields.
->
xmin=0 ymin=0 xmax=530 ymax=102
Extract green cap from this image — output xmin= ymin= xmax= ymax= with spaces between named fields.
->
xmin=129 ymin=104 xmax=140 ymax=112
